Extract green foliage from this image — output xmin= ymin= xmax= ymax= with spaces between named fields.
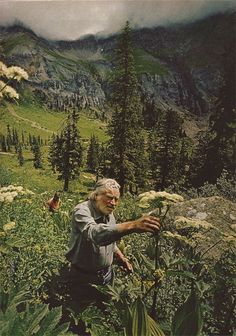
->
xmin=108 ymin=22 xmax=147 ymax=194
xmin=133 ymin=48 xmax=168 ymax=76
xmin=149 ymin=109 xmax=188 ymax=189
xmin=171 ymin=287 xmax=203 ymax=336
xmin=187 ymin=169 xmax=236 ymax=201
xmin=124 ymin=297 xmax=165 ymax=336
xmin=0 ymin=287 xmax=72 ymax=335
xmin=48 ymin=110 xmax=83 ymax=191
xmin=86 ymin=134 xmax=100 ymax=173
xmin=0 ymin=165 xmax=14 ymax=186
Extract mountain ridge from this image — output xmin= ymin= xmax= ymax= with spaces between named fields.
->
xmin=0 ymin=12 xmax=235 ymax=126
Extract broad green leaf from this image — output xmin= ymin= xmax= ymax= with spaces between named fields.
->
xmin=36 ymin=306 xmax=62 ymax=336
xmin=171 ymin=288 xmax=203 ymax=336
xmin=23 ymin=303 xmax=49 ymax=335
xmin=48 ymin=322 xmax=71 ymax=336
xmin=148 ymin=316 xmax=166 ymax=336
xmin=130 ymin=297 xmax=150 ymax=336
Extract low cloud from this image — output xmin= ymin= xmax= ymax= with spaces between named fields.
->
xmin=0 ymin=0 xmax=235 ymax=40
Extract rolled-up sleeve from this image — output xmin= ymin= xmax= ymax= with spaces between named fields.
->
xmin=73 ymin=207 xmax=122 ymax=246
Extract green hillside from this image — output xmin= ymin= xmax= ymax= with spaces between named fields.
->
xmin=0 ymin=103 xmax=108 ymax=142
xmin=0 ymin=102 xmax=108 ymax=193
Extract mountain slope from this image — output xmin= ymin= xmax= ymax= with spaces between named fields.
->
xmin=0 ymin=12 xmax=235 ymax=119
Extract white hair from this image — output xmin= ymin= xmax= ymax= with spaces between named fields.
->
xmin=89 ymin=178 xmax=120 ymax=200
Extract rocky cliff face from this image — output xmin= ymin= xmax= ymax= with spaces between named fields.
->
xmin=0 ymin=12 xmax=235 ymax=119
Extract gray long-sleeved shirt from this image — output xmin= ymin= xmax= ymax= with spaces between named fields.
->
xmin=66 ymin=200 xmax=122 ymax=271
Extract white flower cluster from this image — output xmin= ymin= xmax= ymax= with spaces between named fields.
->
xmin=174 ymin=216 xmax=214 ymax=230
xmin=0 ymin=60 xmax=28 ymax=101
xmin=0 ymin=80 xmax=19 ymax=99
xmin=6 ymin=65 xmax=28 ymax=81
xmin=138 ymin=190 xmax=184 ymax=208
xmin=0 ymin=185 xmax=34 ymax=203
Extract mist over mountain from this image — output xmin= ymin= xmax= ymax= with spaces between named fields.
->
xmin=0 ymin=11 xmax=235 ymax=133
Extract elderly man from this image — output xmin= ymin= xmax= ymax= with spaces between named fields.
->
xmin=65 ymin=178 xmax=160 ymax=330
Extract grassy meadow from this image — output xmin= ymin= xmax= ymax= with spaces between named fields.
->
xmin=0 ymin=102 xmax=108 ymax=193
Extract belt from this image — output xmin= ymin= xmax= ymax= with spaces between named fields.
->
xmin=72 ymin=265 xmax=111 ymax=277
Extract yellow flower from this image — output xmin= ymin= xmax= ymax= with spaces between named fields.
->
xmin=3 ymin=221 xmax=16 ymax=231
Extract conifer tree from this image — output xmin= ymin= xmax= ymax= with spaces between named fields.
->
xmin=0 ymin=135 xmax=7 ymax=152
xmin=17 ymin=144 xmax=24 ymax=166
xmin=108 ymin=21 xmax=146 ymax=194
xmin=149 ymin=109 xmax=183 ymax=189
xmin=49 ymin=110 xmax=83 ymax=191
xmin=31 ymin=136 xmax=43 ymax=169
xmin=191 ymin=44 xmax=235 ymax=185
xmin=6 ymin=125 xmax=12 ymax=151
xmin=87 ymin=135 xmax=100 ymax=173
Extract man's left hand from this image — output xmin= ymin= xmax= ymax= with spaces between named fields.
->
xmin=120 ymin=258 xmax=133 ymax=273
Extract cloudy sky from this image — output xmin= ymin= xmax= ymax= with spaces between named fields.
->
xmin=0 ymin=0 xmax=235 ymax=41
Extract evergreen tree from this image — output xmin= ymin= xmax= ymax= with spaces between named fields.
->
xmin=31 ymin=137 xmax=43 ymax=169
xmin=17 ymin=144 xmax=24 ymax=166
xmin=87 ymin=135 xmax=100 ymax=173
xmin=191 ymin=44 xmax=236 ymax=185
xmin=108 ymin=21 xmax=147 ymax=194
xmin=49 ymin=110 xmax=83 ymax=191
xmin=0 ymin=135 xmax=7 ymax=152
xmin=6 ymin=125 xmax=12 ymax=151
xmin=149 ymin=109 xmax=183 ymax=189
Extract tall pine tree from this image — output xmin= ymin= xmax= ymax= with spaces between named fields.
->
xmin=49 ymin=110 xmax=83 ymax=191
xmin=191 ymin=43 xmax=236 ymax=185
xmin=87 ymin=135 xmax=100 ymax=173
xmin=108 ymin=21 xmax=146 ymax=194
xmin=31 ymin=136 xmax=43 ymax=169
xmin=149 ymin=109 xmax=183 ymax=190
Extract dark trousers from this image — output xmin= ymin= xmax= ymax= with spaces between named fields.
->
xmin=67 ymin=266 xmax=113 ymax=335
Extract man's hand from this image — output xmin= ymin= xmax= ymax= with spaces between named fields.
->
xmin=115 ymin=248 xmax=133 ymax=273
xmin=120 ymin=257 xmax=133 ymax=273
xmin=133 ymin=215 xmax=160 ymax=234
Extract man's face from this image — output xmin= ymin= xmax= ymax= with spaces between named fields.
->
xmin=95 ymin=188 xmax=120 ymax=215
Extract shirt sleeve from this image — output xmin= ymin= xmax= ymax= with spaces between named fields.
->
xmin=73 ymin=207 xmax=122 ymax=246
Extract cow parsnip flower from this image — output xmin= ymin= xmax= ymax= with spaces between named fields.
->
xmin=0 ymin=61 xmax=8 ymax=75
xmin=3 ymin=221 xmax=16 ymax=231
xmin=0 ymin=82 xmax=19 ymax=99
xmin=6 ymin=66 xmax=29 ymax=81
xmin=162 ymin=230 xmax=190 ymax=244
xmin=174 ymin=216 xmax=213 ymax=230
xmin=4 ymin=196 xmax=14 ymax=203
xmin=138 ymin=190 xmax=184 ymax=208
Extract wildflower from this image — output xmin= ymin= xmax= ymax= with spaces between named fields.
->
xmin=174 ymin=216 xmax=213 ymax=230
xmin=0 ymin=82 xmax=19 ymax=99
xmin=0 ymin=231 xmax=6 ymax=238
xmin=138 ymin=190 xmax=184 ymax=208
xmin=162 ymin=230 xmax=190 ymax=244
xmin=3 ymin=221 xmax=16 ymax=231
xmin=223 ymin=235 xmax=236 ymax=244
xmin=4 ymin=196 xmax=14 ymax=203
xmin=6 ymin=65 xmax=29 ymax=81
xmin=0 ymin=61 xmax=8 ymax=75
xmin=153 ymin=268 xmax=165 ymax=282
